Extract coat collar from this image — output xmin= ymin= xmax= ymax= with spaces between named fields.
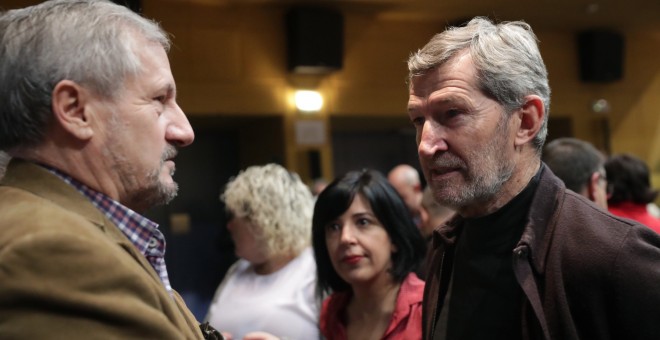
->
xmin=518 ymin=164 xmax=565 ymax=274
xmin=1 ymin=159 xmax=108 ymax=228
xmin=1 ymin=159 xmax=161 ymax=278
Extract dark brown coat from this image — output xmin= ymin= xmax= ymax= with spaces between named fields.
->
xmin=423 ymin=165 xmax=660 ymax=340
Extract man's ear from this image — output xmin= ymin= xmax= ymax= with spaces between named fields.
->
xmin=513 ymin=95 xmax=545 ymax=148
xmin=51 ymin=80 xmax=94 ymax=140
xmin=586 ymin=172 xmax=600 ymax=202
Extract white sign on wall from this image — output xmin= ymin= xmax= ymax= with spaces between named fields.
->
xmin=295 ymin=120 xmax=326 ymax=146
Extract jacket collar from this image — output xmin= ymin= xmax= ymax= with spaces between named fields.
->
xmin=1 ymin=159 xmax=108 ymax=228
xmin=518 ymin=163 xmax=565 ymax=274
xmin=2 ymin=159 xmax=169 ymax=286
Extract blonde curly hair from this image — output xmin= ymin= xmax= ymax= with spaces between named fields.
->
xmin=221 ymin=163 xmax=313 ymax=258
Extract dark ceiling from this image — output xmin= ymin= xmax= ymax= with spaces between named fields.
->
xmin=3 ymin=0 xmax=660 ymax=32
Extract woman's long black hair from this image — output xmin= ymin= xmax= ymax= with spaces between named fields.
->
xmin=312 ymin=169 xmax=426 ymax=298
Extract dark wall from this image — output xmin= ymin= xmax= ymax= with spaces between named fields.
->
xmin=331 ymin=119 xmax=421 ymax=182
xmin=145 ymin=123 xmax=239 ymax=320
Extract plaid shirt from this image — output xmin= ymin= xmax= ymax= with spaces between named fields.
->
xmin=45 ymin=166 xmax=173 ymax=295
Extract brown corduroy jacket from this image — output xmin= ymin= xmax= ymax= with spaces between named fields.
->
xmin=0 ymin=160 xmax=203 ymax=339
xmin=423 ymin=164 xmax=660 ymax=340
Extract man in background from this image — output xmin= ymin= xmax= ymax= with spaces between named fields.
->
xmin=0 ymin=1 xmax=206 ymax=338
xmin=388 ymin=164 xmax=424 ymax=228
xmin=0 ymin=152 xmax=9 ymax=181
xmin=542 ymin=137 xmax=608 ymax=209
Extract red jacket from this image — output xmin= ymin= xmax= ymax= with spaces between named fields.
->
xmin=423 ymin=165 xmax=660 ymax=340
xmin=320 ymin=273 xmax=424 ymax=340
xmin=608 ymin=201 xmax=660 ymax=234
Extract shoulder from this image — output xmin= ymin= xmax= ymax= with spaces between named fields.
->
xmin=0 ymin=186 xmax=108 ymax=251
xmin=291 ymin=247 xmax=316 ymax=269
xmin=556 ymin=190 xmax=642 ymax=245
xmin=322 ymin=291 xmax=350 ymax=316
xmin=320 ymin=292 xmax=349 ymax=339
xmin=397 ymin=273 xmax=425 ymax=309
xmin=550 ymin=189 xmax=660 ymax=277
xmin=224 ymin=259 xmax=252 ymax=280
xmin=275 ymin=247 xmax=317 ymax=284
xmin=401 ymin=273 xmax=425 ymax=295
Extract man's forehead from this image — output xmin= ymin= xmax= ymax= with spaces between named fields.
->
xmin=409 ymin=54 xmax=476 ymax=96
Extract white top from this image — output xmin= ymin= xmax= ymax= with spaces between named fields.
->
xmin=205 ymin=247 xmax=320 ymax=340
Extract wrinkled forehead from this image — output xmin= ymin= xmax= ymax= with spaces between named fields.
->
xmin=408 ymin=51 xmax=477 ymax=97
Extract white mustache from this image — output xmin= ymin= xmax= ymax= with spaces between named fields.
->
xmin=430 ymin=154 xmax=465 ymax=169
xmin=162 ymin=145 xmax=178 ymax=162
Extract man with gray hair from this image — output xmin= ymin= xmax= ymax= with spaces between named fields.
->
xmin=407 ymin=17 xmax=660 ymax=339
xmin=542 ymin=137 xmax=609 ymax=210
xmin=0 ymin=1 xmax=208 ymax=338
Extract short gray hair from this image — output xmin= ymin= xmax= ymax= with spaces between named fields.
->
xmin=408 ymin=17 xmax=551 ymax=154
xmin=222 ymin=164 xmax=314 ymax=258
xmin=0 ymin=0 xmax=170 ymax=150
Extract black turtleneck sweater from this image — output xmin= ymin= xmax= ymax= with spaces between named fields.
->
xmin=444 ymin=170 xmax=541 ymax=340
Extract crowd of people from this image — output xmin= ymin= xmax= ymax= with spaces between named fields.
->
xmin=1 ymin=1 xmax=660 ymax=339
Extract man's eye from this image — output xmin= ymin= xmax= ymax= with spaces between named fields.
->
xmin=446 ymin=109 xmax=461 ymax=118
xmin=154 ymin=95 xmax=167 ymax=103
xmin=411 ymin=116 xmax=425 ymax=127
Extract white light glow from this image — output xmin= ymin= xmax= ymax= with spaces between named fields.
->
xmin=295 ymin=90 xmax=323 ymax=112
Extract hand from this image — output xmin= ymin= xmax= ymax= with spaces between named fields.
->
xmin=242 ymin=331 xmax=280 ymax=340
xmin=222 ymin=332 xmax=234 ymax=340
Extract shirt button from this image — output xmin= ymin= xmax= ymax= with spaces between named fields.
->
xmin=148 ymin=238 xmax=158 ymax=248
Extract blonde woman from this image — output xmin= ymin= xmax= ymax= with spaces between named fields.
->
xmin=205 ymin=164 xmax=318 ymax=340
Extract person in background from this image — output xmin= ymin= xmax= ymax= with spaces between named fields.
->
xmin=419 ymin=187 xmax=456 ymax=239
xmin=205 ymin=164 xmax=318 ymax=340
xmin=387 ymin=164 xmax=424 ymax=228
xmin=605 ymin=154 xmax=660 ymax=233
xmin=648 ymin=202 xmax=660 ymax=218
xmin=311 ymin=177 xmax=329 ymax=198
xmin=0 ymin=152 xmax=9 ymax=181
xmin=313 ymin=169 xmax=426 ymax=340
xmin=416 ymin=187 xmax=455 ymax=279
xmin=542 ymin=137 xmax=609 ymax=209
xmin=407 ymin=16 xmax=660 ymax=339
xmin=0 ymin=0 xmax=205 ymax=338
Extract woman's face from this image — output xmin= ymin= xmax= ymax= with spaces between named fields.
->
xmin=226 ymin=214 xmax=266 ymax=265
xmin=325 ymin=194 xmax=396 ymax=287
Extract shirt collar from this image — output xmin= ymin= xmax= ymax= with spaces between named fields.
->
xmin=41 ymin=165 xmax=165 ymax=255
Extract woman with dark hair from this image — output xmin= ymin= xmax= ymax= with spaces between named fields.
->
xmin=605 ymin=154 xmax=660 ymax=233
xmin=312 ymin=169 xmax=426 ymax=340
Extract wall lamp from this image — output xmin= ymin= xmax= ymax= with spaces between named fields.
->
xmin=294 ymin=90 xmax=323 ymax=112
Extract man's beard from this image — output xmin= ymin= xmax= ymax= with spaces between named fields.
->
xmin=108 ymin=144 xmax=179 ymax=212
xmin=429 ymin=117 xmax=514 ymax=210
xmin=138 ymin=145 xmax=179 ymax=210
